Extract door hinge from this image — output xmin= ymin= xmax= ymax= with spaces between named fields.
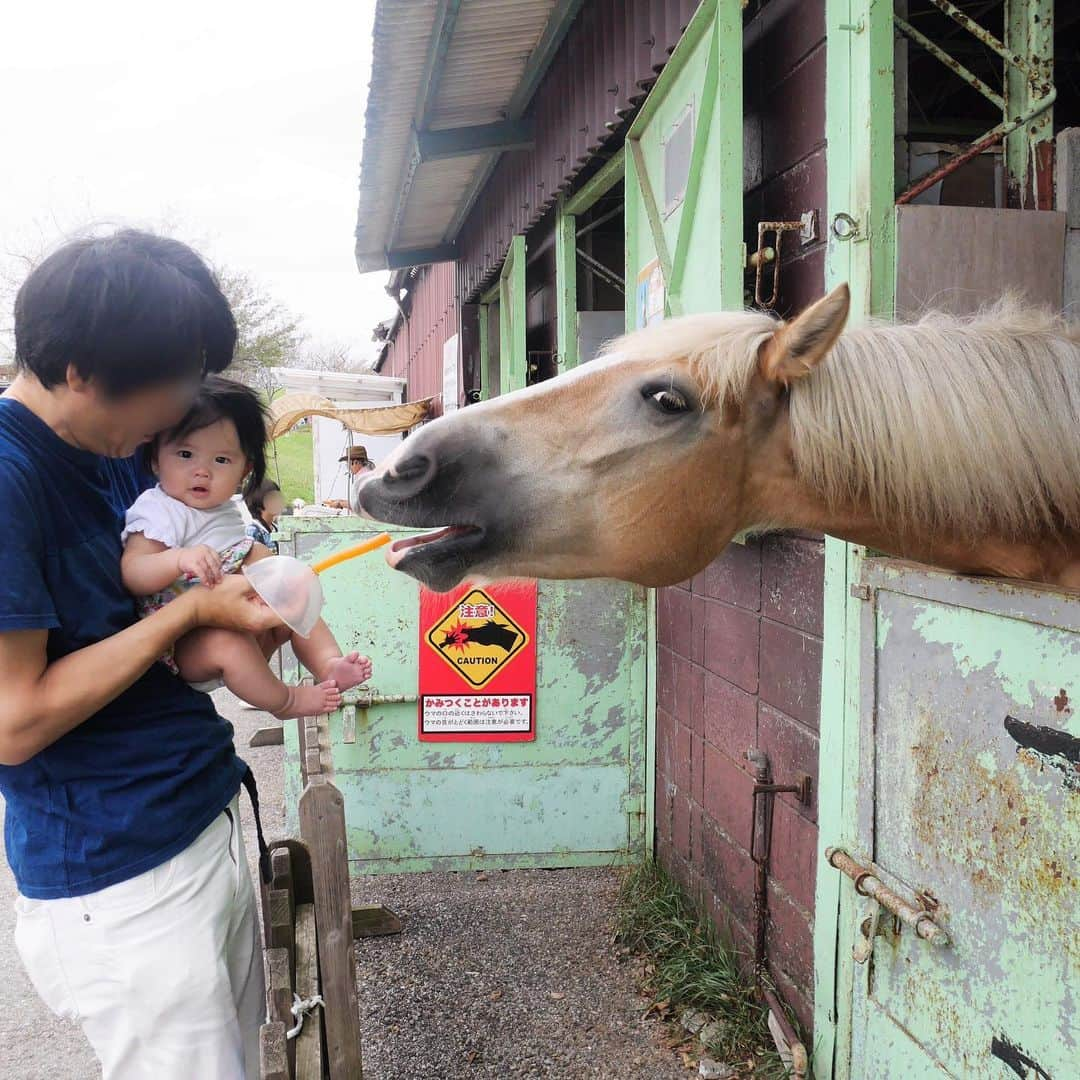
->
xmin=622 ymin=792 xmax=645 ymax=817
xmin=850 ymin=584 xmax=872 ymax=601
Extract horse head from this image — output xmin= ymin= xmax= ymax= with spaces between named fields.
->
xmin=357 ymin=286 xmax=851 ymax=591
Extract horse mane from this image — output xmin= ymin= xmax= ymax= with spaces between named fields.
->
xmin=607 ymin=301 xmax=1080 ymax=540
xmin=792 ymin=301 xmax=1080 ymax=540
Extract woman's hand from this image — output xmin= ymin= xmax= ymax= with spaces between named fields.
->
xmin=188 ymin=574 xmax=283 ymax=635
xmin=177 ymin=544 xmax=223 ymax=585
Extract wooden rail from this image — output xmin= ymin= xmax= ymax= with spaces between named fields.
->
xmin=258 ymin=710 xmax=402 ymax=1080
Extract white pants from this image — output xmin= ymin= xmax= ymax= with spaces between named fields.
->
xmin=13 ymin=794 xmax=265 ymax=1080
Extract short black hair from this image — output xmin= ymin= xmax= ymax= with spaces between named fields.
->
xmin=245 ymin=478 xmax=282 ymax=520
xmin=14 ymin=229 xmax=236 ymax=396
xmin=154 ymin=376 xmax=268 ymax=496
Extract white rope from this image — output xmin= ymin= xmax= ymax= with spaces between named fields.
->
xmin=286 ymin=992 xmax=325 ymax=1040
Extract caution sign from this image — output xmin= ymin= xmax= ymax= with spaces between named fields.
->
xmin=418 ymin=583 xmax=537 ymax=742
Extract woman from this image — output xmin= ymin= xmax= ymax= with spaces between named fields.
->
xmin=0 ymin=229 xmax=281 ymax=1079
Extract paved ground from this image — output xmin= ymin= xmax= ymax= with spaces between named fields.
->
xmin=0 ymin=691 xmax=686 ymax=1079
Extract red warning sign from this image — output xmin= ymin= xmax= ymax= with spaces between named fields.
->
xmin=418 ymin=582 xmax=538 ymax=742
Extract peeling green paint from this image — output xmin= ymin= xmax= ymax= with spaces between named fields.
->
xmin=845 ymin=570 xmax=1080 ymax=1076
xmin=277 ymin=517 xmax=648 ymax=872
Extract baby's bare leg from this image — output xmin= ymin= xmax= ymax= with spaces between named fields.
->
xmin=175 ymin=628 xmax=342 ymax=719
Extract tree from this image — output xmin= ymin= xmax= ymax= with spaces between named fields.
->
xmin=216 ymin=268 xmax=306 ymax=399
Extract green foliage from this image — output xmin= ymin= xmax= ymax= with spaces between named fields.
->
xmin=217 ymin=268 xmax=305 ymax=397
xmin=268 ymin=427 xmax=314 ymax=504
xmin=615 ymin=861 xmax=797 ymax=1078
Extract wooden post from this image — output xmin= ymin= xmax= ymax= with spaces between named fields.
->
xmin=259 ymin=1022 xmax=289 ymax=1080
xmin=294 ymin=902 xmax=324 ymax=1080
xmin=352 ymin=904 xmax=404 ymax=939
xmin=299 ymin=778 xmax=364 ymax=1080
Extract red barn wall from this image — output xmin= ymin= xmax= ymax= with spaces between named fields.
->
xmin=654 ymin=0 xmax=827 ymax=1032
xmin=379 ymin=261 xmax=458 ymax=415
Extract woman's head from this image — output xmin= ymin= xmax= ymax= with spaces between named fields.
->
xmin=151 ymin=377 xmax=268 ymax=509
xmin=246 ymin=479 xmax=284 ymax=526
xmin=12 ymin=229 xmax=236 ymax=457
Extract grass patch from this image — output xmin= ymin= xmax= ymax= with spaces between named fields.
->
xmin=615 ymin=861 xmax=795 ymax=1078
xmin=268 ymin=426 xmax=314 ymax=504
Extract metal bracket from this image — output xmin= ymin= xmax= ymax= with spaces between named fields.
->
xmin=749 ymin=219 xmax=810 ymax=309
xmin=831 ymin=212 xmax=862 ymax=242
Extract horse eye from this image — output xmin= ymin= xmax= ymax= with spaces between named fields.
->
xmin=646 ymin=388 xmax=689 ymax=414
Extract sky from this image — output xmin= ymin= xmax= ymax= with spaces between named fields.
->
xmin=0 ymin=0 xmax=396 ymax=364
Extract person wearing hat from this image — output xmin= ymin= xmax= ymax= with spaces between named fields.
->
xmin=323 ymin=445 xmax=374 ymax=510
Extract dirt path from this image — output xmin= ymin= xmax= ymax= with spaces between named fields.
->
xmin=0 ymin=691 xmax=687 ymax=1079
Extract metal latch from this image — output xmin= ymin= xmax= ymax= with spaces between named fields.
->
xmin=340 ymin=690 xmax=419 ymax=743
xmin=827 ymin=847 xmax=951 ymax=955
xmin=747 ymin=214 xmax=817 ymax=309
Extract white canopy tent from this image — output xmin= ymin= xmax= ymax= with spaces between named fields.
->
xmin=273 ymin=368 xmax=425 ymax=505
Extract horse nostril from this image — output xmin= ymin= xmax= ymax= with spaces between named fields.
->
xmin=385 ymin=452 xmax=437 ymax=495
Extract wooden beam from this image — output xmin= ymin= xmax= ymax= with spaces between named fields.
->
xmin=352 ymin=904 xmax=404 ymax=939
xmin=299 ymin=780 xmax=364 ymax=1079
xmin=259 ymin=1022 xmax=289 ymax=1080
xmin=294 ymin=903 xmax=325 ymax=1080
xmin=249 ymin=725 xmax=284 ymax=748
xmin=417 ymin=120 xmax=534 ymax=162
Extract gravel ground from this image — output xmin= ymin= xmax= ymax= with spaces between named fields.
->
xmin=0 ymin=690 xmax=688 ymax=1079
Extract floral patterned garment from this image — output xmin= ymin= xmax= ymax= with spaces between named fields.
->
xmin=138 ymin=537 xmax=255 ymax=674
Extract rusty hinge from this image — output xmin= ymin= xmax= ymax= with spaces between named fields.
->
xmin=850 ymin=584 xmax=872 ymax=601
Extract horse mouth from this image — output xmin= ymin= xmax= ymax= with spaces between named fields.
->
xmin=386 ymin=525 xmax=486 ymax=576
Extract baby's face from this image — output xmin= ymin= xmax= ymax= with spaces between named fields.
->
xmin=157 ymin=419 xmax=249 ymax=511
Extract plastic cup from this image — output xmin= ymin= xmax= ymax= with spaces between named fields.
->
xmin=243 ymin=556 xmax=324 ymax=637
xmin=242 ymin=533 xmax=391 ymax=638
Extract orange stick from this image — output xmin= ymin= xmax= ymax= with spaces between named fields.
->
xmin=311 ymin=533 xmax=392 ymax=574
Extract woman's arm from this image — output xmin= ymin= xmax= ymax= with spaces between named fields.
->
xmin=0 ymin=576 xmax=281 ymax=766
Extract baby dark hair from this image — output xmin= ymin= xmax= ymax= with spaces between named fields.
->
xmin=154 ymin=376 xmax=268 ymax=496
xmin=245 ymin=478 xmax=281 ymax=521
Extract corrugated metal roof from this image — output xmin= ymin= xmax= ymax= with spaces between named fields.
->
xmin=355 ymin=0 xmax=576 ymax=272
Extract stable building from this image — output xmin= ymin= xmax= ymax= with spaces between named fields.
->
xmin=352 ymin=2 xmax=1080 ymax=1074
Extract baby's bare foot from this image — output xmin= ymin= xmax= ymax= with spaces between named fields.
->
xmin=272 ymin=679 xmax=342 ymax=719
xmin=322 ymin=653 xmax=373 ymax=693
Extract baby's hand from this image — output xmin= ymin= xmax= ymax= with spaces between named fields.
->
xmin=322 ymin=653 xmax=373 ymax=693
xmin=177 ymin=545 xmax=223 ymax=586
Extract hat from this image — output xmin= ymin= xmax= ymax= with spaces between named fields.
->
xmin=339 ymin=446 xmax=371 ymax=464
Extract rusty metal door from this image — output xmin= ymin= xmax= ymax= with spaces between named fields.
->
xmin=828 ymin=557 xmax=1079 ymax=1077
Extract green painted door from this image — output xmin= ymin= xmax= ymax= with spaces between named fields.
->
xmin=276 ymin=517 xmax=649 ymax=873
xmin=624 ymin=0 xmax=743 ymax=322
xmin=828 ymin=558 xmax=1080 ymax=1078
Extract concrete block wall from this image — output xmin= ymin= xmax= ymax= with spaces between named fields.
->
xmin=655 ymin=533 xmax=824 ymax=1031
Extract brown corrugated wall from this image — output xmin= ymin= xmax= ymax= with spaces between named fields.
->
xmin=379 ymin=261 xmax=458 ymax=415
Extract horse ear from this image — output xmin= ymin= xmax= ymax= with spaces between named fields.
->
xmin=759 ymin=283 xmax=850 ymax=384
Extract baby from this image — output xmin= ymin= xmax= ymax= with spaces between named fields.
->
xmin=121 ymin=376 xmax=371 ymax=718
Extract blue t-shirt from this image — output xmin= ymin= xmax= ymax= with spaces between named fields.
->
xmin=0 ymin=397 xmax=247 ymax=899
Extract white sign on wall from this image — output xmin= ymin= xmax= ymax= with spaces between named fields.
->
xmin=443 ymin=333 xmax=460 ymax=411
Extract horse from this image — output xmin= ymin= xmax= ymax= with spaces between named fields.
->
xmin=356 ymin=284 xmax=1080 ymax=594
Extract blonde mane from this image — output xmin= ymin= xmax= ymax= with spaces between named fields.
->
xmin=609 ymin=303 xmax=1080 ymax=540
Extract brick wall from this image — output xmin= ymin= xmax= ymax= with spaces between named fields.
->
xmin=655 ymin=533 xmax=824 ymax=1031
